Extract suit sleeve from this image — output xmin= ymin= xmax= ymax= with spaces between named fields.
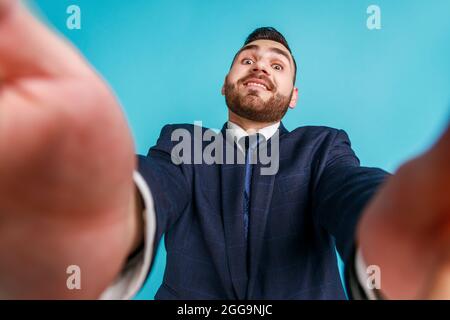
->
xmin=312 ymin=129 xmax=389 ymax=279
xmin=137 ymin=124 xmax=193 ymax=268
xmin=100 ymin=125 xmax=192 ymax=299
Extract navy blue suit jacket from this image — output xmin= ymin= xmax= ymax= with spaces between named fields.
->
xmin=137 ymin=123 xmax=389 ymax=299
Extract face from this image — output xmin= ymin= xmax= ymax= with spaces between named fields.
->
xmin=222 ymin=39 xmax=298 ymax=123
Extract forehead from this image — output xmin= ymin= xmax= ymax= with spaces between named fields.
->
xmin=246 ymin=39 xmax=289 ymax=51
xmin=236 ymin=39 xmax=293 ymax=65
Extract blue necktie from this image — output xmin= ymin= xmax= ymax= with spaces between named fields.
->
xmin=241 ymin=134 xmax=261 ymax=241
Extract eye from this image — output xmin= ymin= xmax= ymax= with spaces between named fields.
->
xmin=272 ymin=64 xmax=283 ymax=71
xmin=242 ymin=58 xmax=254 ymax=65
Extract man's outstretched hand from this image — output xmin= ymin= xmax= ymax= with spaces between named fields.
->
xmin=1 ymin=0 xmax=449 ymax=301
xmin=0 ymin=1 xmax=138 ymax=299
xmin=358 ymin=124 xmax=450 ymax=299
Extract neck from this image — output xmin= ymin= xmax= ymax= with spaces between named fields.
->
xmin=228 ymin=110 xmax=278 ymax=132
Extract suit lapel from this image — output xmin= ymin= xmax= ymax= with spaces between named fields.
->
xmin=246 ymin=124 xmax=289 ymax=298
xmin=220 ymin=124 xmax=249 ymax=300
xmin=219 ymin=122 xmax=289 ymax=299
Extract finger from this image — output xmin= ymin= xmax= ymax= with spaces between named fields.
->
xmin=440 ymin=123 xmax=450 ymax=153
xmin=431 ymin=124 xmax=450 ymax=157
xmin=0 ymin=1 xmax=93 ymax=80
xmin=422 ymin=254 xmax=450 ymax=299
xmin=0 ymin=0 xmax=13 ymax=14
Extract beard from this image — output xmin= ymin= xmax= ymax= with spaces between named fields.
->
xmin=224 ymin=78 xmax=292 ymax=123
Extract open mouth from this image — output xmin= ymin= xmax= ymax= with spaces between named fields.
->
xmin=245 ymin=82 xmax=268 ymax=91
xmin=243 ymin=78 xmax=271 ymax=91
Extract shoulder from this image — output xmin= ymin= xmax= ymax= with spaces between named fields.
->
xmin=158 ymin=123 xmax=214 ymax=135
xmin=154 ymin=123 xmax=216 ymax=150
xmin=286 ymin=125 xmax=350 ymax=144
xmin=289 ymin=125 xmax=341 ymax=135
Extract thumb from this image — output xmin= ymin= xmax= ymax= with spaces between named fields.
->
xmin=0 ymin=1 xmax=92 ymax=80
xmin=0 ymin=0 xmax=14 ymax=13
xmin=429 ymin=124 xmax=450 ymax=161
xmin=422 ymin=254 xmax=450 ymax=299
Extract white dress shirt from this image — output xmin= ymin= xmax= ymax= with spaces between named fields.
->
xmin=226 ymin=120 xmax=281 ymax=151
xmin=100 ymin=121 xmax=374 ymax=300
xmin=99 ymin=171 xmax=156 ymax=300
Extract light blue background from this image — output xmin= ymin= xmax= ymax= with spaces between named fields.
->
xmin=29 ymin=0 xmax=450 ymax=299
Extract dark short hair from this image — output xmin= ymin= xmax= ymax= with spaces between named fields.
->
xmin=231 ymin=27 xmax=297 ymax=84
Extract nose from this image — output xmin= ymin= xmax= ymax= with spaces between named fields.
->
xmin=252 ymin=60 xmax=270 ymax=76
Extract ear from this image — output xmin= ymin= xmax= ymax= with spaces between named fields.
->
xmin=289 ymin=87 xmax=299 ymax=109
xmin=221 ymin=75 xmax=228 ymax=96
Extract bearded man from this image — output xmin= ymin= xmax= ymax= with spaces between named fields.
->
xmin=1 ymin=1 xmax=449 ymax=300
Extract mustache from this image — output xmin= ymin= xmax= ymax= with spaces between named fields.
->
xmin=239 ymin=74 xmax=274 ymax=91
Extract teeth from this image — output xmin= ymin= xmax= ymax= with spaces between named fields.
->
xmin=246 ymin=82 xmax=267 ymax=90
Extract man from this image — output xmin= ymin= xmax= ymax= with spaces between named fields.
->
xmin=0 ymin=1 xmax=449 ymax=299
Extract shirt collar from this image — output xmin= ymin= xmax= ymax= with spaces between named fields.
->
xmin=227 ymin=121 xmax=280 ymax=141
xmin=226 ymin=121 xmax=280 ymax=151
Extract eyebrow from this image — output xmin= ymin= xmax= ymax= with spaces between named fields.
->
xmin=237 ymin=44 xmax=292 ymax=66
